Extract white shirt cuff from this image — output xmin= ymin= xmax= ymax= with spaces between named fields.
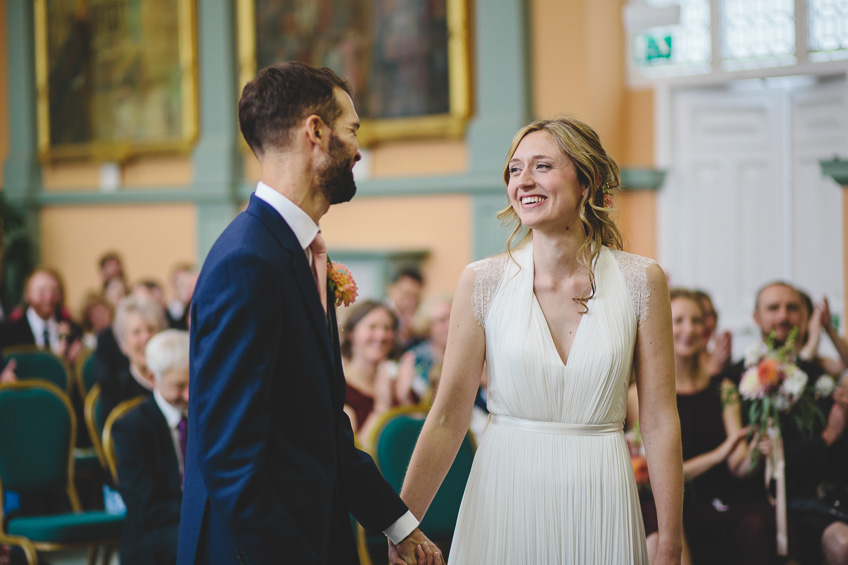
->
xmin=383 ymin=510 xmax=419 ymax=545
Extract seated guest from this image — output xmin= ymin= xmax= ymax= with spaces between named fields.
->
xmin=384 ymin=267 xmax=424 ymax=350
xmin=341 ymin=300 xmax=405 ymax=446
xmin=98 ymin=251 xmax=126 ymax=288
xmin=396 ymin=295 xmax=452 ymax=404
xmin=103 ymin=275 xmax=128 ymax=308
xmin=97 ymin=295 xmax=166 ymax=421
xmin=166 ymin=263 xmax=197 ymax=330
xmin=0 ymin=267 xmax=83 ymax=363
xmin=694 ymin=289 xmax=733 ymax=376
xmin=79 ymin=292 xmax=114 ymax=350
xmin=112 ymin=329 xmax=189 ymax=565
xmin=637 ymin=289 xmax=775 ymax=565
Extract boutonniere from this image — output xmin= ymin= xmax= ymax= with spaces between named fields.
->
xmin=327 ymin=260 xmax=358 ymax=307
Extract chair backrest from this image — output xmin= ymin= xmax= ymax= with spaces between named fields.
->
xmin=102 ymin=396 xmax=147 ymax=484
xmin=84 ymin=384 xmax=106 ymax=468
xmin=0 ymin=380 xmax=76 ymax=496
xmin=2 ymin=346 xmax=70 ymax=393
xmin=75 ymin=348 xmax=97 ymax=398
xmin=370 ymin=406 xmax=476 ymax=540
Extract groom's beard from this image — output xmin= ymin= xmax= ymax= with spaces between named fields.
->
xmin=317 ymin=134 xmax=357 ymax=205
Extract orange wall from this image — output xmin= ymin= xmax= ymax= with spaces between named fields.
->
xmin=531 ymin=0 xmax=626 ymax=160
xmin=614 ymin=191 xmax=657 ymax=260
xmin=43 ymin=157 xmax=193 ymax=190
xmin=321 ymin=194 xmax=472 ymax=297
xmin=40 ymin=204 xmax=197 ymax=317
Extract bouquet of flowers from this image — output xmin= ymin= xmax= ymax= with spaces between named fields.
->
xmin=736 ymin=327 xmax=836 ymax=556
xmin=738 ymin=328 xmax=834 ymax=445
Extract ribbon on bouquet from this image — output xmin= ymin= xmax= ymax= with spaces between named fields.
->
xmin=764 ymin=425 xmax=788 ymax=556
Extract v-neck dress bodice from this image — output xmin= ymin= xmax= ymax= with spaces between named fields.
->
xmin=447 ymin=242 xmax=655 ymax=564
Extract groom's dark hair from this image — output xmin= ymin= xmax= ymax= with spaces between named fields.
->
xmin=239 ymin=61 xmax=353 ymax=157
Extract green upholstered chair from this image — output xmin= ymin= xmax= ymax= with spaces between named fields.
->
xmin=83 ymin=384 xmax=107 ymax=469
xmin=0 ymin=380 xmax=123 ymax=565
xmin=366 ymin=405 xmax=476 ymax=550
xmin=76 ymin=350 xmax=98 ymax=398
xmin=2 ymin=346 xmax=71 ymax=394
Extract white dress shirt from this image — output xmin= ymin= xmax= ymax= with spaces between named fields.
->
xmin=154 ymin=389 xmax=186 ymax=478
xmin=26 ymin=307 xmax=58 ymax=349
xmin=254 ymin=182 xmax=419 ymax=544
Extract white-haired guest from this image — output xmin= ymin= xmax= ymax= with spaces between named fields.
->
xmin=113 ymin=329 xmax=189 ymax=565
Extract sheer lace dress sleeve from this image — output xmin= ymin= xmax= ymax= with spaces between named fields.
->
xmin=610 ymin=249 xmax=657 ymax=326
xmin=469 ymin=255 xmax=508 ymax=326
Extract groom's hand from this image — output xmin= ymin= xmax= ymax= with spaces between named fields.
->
xmin=388 ymin=528 xmax=444 ymax=565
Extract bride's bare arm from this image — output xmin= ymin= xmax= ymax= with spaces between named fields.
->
xmin=400 ymin=267 xmax=486 ymax=519
xmin=634 ymin=264 xmax=684 ymax=564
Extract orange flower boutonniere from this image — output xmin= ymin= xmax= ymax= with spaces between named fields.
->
xmin=328 ymin=261 xmax=358 ymax=307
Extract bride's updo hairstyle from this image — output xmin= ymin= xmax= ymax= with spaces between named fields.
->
xmin=497 ymin=116 xmax=623 ymax=311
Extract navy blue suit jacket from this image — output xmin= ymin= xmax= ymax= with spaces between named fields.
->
xmin=113 ymin=396 xmax=181 ymax=565
xmin=177 ymin=195 xmax=407 ymax=565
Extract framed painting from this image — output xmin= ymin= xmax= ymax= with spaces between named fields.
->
xmin=236 ymin=0 xmax=472 ymax=146
xmin=34 ymin=0 xmax=198 ymax=162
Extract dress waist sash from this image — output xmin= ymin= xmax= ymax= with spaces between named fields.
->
xmin=490 ymin=414 xmax=622 ymax=436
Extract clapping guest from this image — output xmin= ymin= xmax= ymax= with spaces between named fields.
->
xmin=694 ymin=289 xmax=733 ymax=376
xmin=395 ymin=295 xmax=452 ymax=404
xmin=798 ymin=294 xmax=848 ymax=376
xmin=97 ymin=295 xmax=166 ymax=421
xmin=638 ymin=289 xmax=775 ymax=565
xmin=341 ymin=300 xmax=405 ymax=445
xmin=113 ymin=329 xmax=189 ymax=565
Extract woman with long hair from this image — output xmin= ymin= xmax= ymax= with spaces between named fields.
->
xmin=393 ymin=117 xmax=684 ymax=564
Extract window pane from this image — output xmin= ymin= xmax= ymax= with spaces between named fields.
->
xmin=721 ymin=0 xmax=796 ymax=69
xmin=635 ymin=0 xmax=711 ymax=75
xmin=808 ymin=0 xmax=848 ymax=61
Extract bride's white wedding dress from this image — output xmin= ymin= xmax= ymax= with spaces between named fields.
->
xmin=447 ymin=242 xmax=653 ymax=564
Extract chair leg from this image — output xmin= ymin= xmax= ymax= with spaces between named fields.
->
xmin=100 ymin=544 xmax=115 ymax=565
xmin=0 ymin=536 xmax=38 ymax=565
xmin=87 ymin=545 xmax=98 ymax=565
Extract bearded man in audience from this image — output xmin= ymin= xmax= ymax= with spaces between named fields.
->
xmin=721 ymin=281 xmax=848 ymax=563
xmin=113 ymin=329 xmax=189 ymax=565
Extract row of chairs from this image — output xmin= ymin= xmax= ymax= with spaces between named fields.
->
xmin=0 ymin=380 xmax=124 ymax=565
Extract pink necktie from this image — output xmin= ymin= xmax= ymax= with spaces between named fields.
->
xmin=310 ymin=232 xmax=328 ymax=311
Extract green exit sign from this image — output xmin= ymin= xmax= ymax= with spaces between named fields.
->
xmin=634 ymin=33 xmax=673 ymax=66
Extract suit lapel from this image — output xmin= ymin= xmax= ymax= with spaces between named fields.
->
xmin=245 ymin=195 xmax=337 ymax=375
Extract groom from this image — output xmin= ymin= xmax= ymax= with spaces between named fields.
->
xmin=177 ymin=62 xmax=441 ymax=565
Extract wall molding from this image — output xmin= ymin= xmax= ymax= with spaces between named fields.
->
xmin=821 ymin=158 xmax=848 ymax=187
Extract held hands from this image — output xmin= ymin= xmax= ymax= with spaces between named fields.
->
xmin=0 ymin=359 xmax=17 ymax=384
xmin=388 ymin=528 xmax=444 ymax=565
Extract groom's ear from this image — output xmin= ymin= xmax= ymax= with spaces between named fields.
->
xmin=305 ymin=114 xmax=329 ymax=148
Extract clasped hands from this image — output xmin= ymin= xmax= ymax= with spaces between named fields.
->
xmin=388 ymin=528 xmax=444 ymax=565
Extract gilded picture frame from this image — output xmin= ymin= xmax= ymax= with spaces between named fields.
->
xmin=236 ymin=0 xmax=472 ymax=147
xmin=34 ymin=0 xmax=199 ymax=162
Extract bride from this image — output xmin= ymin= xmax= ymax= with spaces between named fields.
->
xmin=390 ymin=117 xmax=684 ymax=564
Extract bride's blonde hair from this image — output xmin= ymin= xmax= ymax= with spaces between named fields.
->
xmin=497 ymin=116 xmax=623 ymax=312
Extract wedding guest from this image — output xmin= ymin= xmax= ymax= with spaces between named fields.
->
xmin=113 ymin=329 xmax=189 ymax=565
xmin=166 ymin=263 xmax=197 ymax=331
xmin=0 ymin=267 xmax=83 ymax=363
xmin=98 ymin=251 xmax=125 ymax=288
xmin=638 ymin=289 xmax=775 ymax=565
xmin=385 ymin=267 xmax=424 ymax=350
xmin=103 ymin=275 xmax=129 ymax=308
xmin=722 ymin=281 xmax=848 ymax=562
xmin=79 ymin=292 xmax=114 ymax=350
xmin=694 ymin=289 xmax=733 ymax=376
xmin=341 ymin=300 xmax=404 ymax=446
xmin=97 ymin=295 xmax=166 ymax=422
xmin=395 ymin=295 xmax=452 ymax=404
